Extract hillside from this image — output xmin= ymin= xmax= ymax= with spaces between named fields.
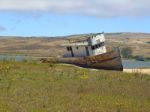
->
xmin=0 ymin=33 xmax=150 ymax=57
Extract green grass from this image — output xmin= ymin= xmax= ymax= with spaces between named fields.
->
xmin=0 ymin=60 xmax=150 ymax=112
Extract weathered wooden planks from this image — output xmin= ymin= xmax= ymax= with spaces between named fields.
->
xmin=40 ymin=48 xmax=123 ymax=71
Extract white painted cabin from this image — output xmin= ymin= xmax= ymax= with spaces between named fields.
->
xmin=63 ymin=33 xmax=107 ymax=57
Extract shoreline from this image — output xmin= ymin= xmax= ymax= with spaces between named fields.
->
xmin=123 ymin=68 xmax=150 ymax=75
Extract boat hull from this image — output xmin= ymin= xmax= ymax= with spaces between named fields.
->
xmin=40 ymin=48 xmax=123 ymax=71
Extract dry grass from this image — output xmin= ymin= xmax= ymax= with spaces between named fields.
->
xmin=0 ymin=33 xmax=150 ymax=57
xmin=105 ymin=33 xmax=150 ymax=57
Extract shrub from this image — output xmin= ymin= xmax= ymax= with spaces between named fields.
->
xmin=121 ymin=47 xmax=132 ymax=58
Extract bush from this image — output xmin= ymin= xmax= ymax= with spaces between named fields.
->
xmin=135 ymin=56 xmax=145 ymax=61
xmin=146 ymin=42 xmax=150 ymax=44
xmin=121 ymin=47 xmax=132 ymax=58
xmin=130 ymin=55 xmax=150 ymax=61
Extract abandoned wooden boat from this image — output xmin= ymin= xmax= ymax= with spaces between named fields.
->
xmin=41 ymin=33 xmax=123 ymax=71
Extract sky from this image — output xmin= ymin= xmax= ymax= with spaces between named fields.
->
xmin=0 ymin=0 xmax=150 ymax=37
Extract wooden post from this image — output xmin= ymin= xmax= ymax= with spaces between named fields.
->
xmin=70 ymin=47 xmax=74 ymax=57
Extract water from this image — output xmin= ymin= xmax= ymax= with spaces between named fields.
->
xmin=0 ymin=55 xmax=29 ymax=61
xmin=123 ymin=60 xmax=150 ymax=69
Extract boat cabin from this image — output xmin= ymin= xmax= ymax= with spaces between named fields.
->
xmin=63 ymin=33 xmax=107 ymax=57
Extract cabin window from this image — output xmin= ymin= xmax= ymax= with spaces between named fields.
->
xmin=91 ymin=42 xmax=105 ymax=50
xmin=67 ymin=46 xmax=72 ymax=51
xmin=95 ymin=45 xmax=98 ymax=48
xmin=91 ymin=46 xmax=95 ymax=50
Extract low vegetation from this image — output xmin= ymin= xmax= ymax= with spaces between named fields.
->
xmin=121 ymin=47 xmax=133 ymax=59
xmin=146 ymin=42 xmax=150 ymax=44
xmin=0 ymin=60 xmax=149 ymax=112
xmin=121 ymin=47 xmax=150 ymax=61
xmin=130 ymin=55 xmax=150 ymax=61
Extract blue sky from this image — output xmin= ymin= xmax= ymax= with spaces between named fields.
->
xmin=0 ymin=0 xmax=150 ymax=36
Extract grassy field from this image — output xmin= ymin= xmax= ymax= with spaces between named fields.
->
xmin=0 ymin=60 xmax=150 ymax=112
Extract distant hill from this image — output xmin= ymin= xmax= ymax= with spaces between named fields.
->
xmin=0 ymin=33 xmax=150 ymax=57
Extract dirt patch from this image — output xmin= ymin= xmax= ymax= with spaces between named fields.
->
xmin=124 ymin=68 xmax=150 ymax=75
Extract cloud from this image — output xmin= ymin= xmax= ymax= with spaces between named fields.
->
xmin=0 ymin=0 xmax=150 ymax=17
xmin=0 ymin=26 xmax=6 ymax=32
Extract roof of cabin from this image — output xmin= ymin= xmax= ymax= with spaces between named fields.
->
xmin=62 ymin=41 xmax=89 ymax=47
xmin=62 ymin=32 xmax=105 ymax=47
xmin=67 ymin=32 xmax=104 ymax=43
